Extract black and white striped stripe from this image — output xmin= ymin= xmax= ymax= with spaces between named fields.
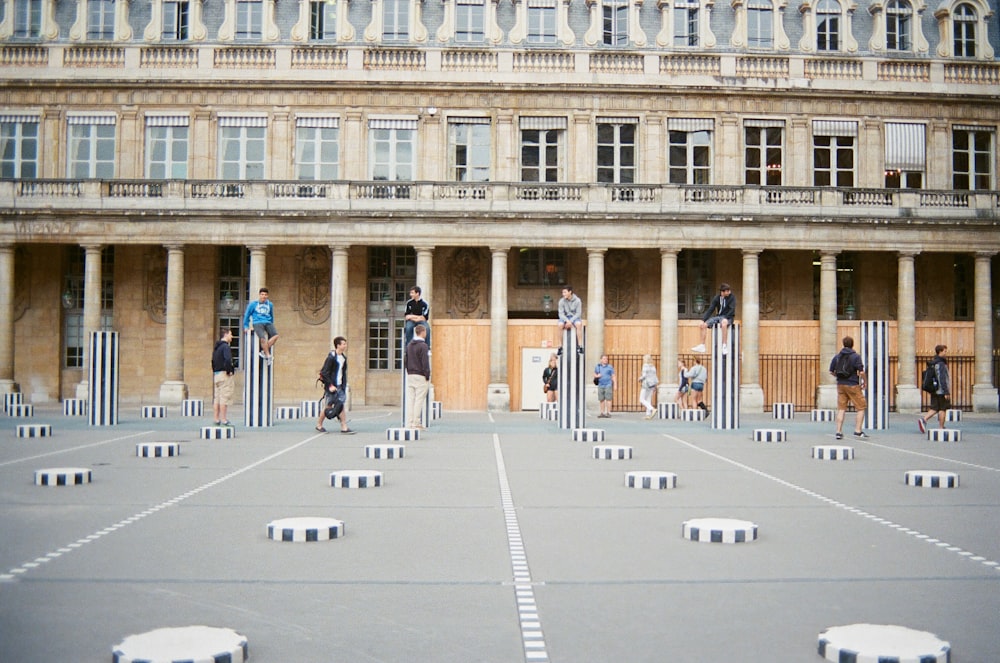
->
xmin=243 ymin=330 xmax=273 ymax=427
xmin=3 ymin=392 xmax=22 ymax=413
xmin=860 ymin=321 xmax=888 ymax=430
xmin=557 ymin=328 xmax=585 ymax=430
xmin=88 ymin=331 xmax=119 ymax=426
xmin=181 ymin=399 xmax=203 ymax=416
xmin=711 ymin=324 xmax=739 ymax=430
xmin=16 ymin=424 xmax=51 ymax=438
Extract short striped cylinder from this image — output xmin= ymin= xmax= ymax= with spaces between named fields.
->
xmin=592 ymin=445 xmax=632 ymax=460
xmin=63 ymin=398 xmax=87 ymax=416
xmin=431 ymin=401 xmax=442 ymax=419
xmin=112 ymin=626 xmax=248 ymax=663
xmin=16 ymin=424 xmax=51 ymax=438
xmin=387 ymin=427 xmax=419 ymax=441
xmin=625 ymin=471 xmax=677 ymax=490
xmin=753 ymin=429 xmax=786 ymax=442
xmin=300 ymin=399 xmax=321 ymax=418
xmin=136 ymin=442 xmax=180 ymax=458
xmin=3 ymin=392 xmax=23 ymax=412
xmin=817 ymin=624 xmax=950 ymax=663
xmin=771 ymin=402 xmax=794 ymax=419
xmin=682 ymin=517 xmax=758 ymax=543
xmin=572 ymin=428 xmax=605 ymax=442
xmin=200 ymin=426 xmax=236 ymax=440
xmin=267 ymin=516 xmax=344 ymax=542
xmin=905 ymin=470 xmax=959 ymax=488
xmin=275 ymin=406 xmax=301 ymax=420
xmin=365 ymin=444 xmax=405 ymax=459
xmin=141 ymin=405 xmax=166 ymax=419
xmin=681 ymin=408 xmax=706 ymax=421
xmin=181 ymin=399 xmax=203 ymax=417
xmin=329 ymin=470 xmax=383 ymax=488
xmin=811 ymin=445 xmax=855 ymax=461
xmin=35 ymin=467 xmax=91 ymax=486
xmin=657 ymin=402 xmax=678 ymax=420
xmin=945 ymin=409 xmax=962 ymax=422
xmin=539 ymin=402 xmax=557 ymax=420
xmin=811 ymin=409 xmax=835 ymax=422
xmin=928 ymin=428 xmax=961 ymax=442
xmin=8 ymin=403 xmax=33 ymax=417
xmin=546 ymin=406 xmax=559 ymax=421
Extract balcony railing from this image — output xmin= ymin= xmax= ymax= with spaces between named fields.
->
xmin=2 ymin=179 xmax=997 ymax=223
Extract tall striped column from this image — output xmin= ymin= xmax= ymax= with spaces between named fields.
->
xmin=400 ymin=328 xmax=430 ymax=428
xmin=558 ymin=327 xmax=586 ymax=430
xmin=88 ymin=331 xmax=119 ymax=426
xmin=860 ymin=320 xmax=888 ymax=430
xmin=243 ymin=329 xmax=273 ymax=427
xmin=711 ymin=323 xmax=740 ymax=430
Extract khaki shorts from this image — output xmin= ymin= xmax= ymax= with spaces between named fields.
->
xmin=837 ymin=384 xmax=867 ymax=411
xmin=214 ymin=372 xmax=235 ymax=405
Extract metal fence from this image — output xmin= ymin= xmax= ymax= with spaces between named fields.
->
xmin=608 ymin=353 xmax=988 ymax=413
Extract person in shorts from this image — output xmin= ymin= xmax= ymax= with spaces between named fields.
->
xmin=211 ymin=328 xmax=235 ymax=426
xmin=918 ymin=344 xmax=951 ymax=433
xmin=691 ymin=283 xmax=736 ymax=355
xmin=829 ymin=336 xmax=868 ymax=440
xmin=684 ymin=357 xmax=708 ymax=412
xmin=594 ymin=354 xmax=617 ymax=418
xmin=243 ymin=287 xmax=279 ymax=364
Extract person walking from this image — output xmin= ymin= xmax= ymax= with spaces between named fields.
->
xmin=405 ymin=324 xmax=431 ymax=429
xmin=557 ymin=285 xmax=585 ymax=354
xmin=542 ymin=353 xmax=558 ymax=403
xmin=316 ymin=336 xmax=354 ymax=434
xmin=830 ymin=336 xmax=868 ymax=440
xmin=638 ymin=354 xmax=659 ymax=419
xmin=243 ymin=287 xmax=279 ymax=364
xmin=685 ymin=357 xmax=708 ymax=413
xmin=918 ymin=344 xmax=951 ymax=432
xmin=675 ymin=359 xmax=691 ymax=409
xmin=691 ymin=283 xmax=736 ymax=355
xmin=211 ymin=327 xmax=235 ymax=426
xmin=594 ymin=354 xmax=617 ymax=418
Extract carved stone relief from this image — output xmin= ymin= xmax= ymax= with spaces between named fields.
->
xmin=605 ymin=249 xmax=637 ymax=319
xmin=296 ymin=247 xmax=330 ymax=325
xmin=144 ymin=246 xmax=167 ymax=324
xmin=13 ymin=246 xmax=29 ymax=322
xmin=447 ymin=247 xmax=483 ymax=319
xmin=760 ymin=251 xmax=783 ymax=320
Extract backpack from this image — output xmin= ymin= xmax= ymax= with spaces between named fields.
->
xmin=833 ymin=352 xmax=853 ymax=380
xmin=921 ymin=361 xmax=938 ymax=394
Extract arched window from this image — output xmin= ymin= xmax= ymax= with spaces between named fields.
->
xmin=797 ymin=0 xmax=856 ymax=53
xmin=952 ymin=2 xmax=976 ymax=56
xmin=885 ymin=0 xmax=910 ymax=49
xmin=816 ymin=0 xmax=839 ymax=50
xmin=933 ymin=0 xmax=994 ymax=59
xmin=730 ymin=0 xmax=789 ymax=50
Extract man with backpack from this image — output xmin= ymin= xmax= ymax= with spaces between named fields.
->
xmin=315 ymin=336 xmax=355 ymax=434
xmin=829 ymin=336 xmax=868 ymax=440
xmin=918 ymin=344 xmax=951 ymax=433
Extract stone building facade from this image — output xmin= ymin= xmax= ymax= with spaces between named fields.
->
xmin=0 ymin=0 xmax=998 ymax=412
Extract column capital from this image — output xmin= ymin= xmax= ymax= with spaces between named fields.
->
xmin=896 ymin=250 xmax=919 ymax=259
xmin=975 ymin=250 xmax=998 ymax=260
xmin=163 ymin=243 xmax=185 ymax=252
xmin=741 ymin=248 xmax=763 ymax=257
xmin=489 ymin=245 xmax=510 ymax=255
xmin=328 ymin=243 xmax=350 ymax=253
xmin=659 ymin=247 xmax=679 ymax=257
xmin=586 ymin=247 xmax=607 ymax=256
xmin=247 ymin=245 xmax=267 ymax=252
xmin=819 ymin=249 xmax=840 ymax=258
xmin=414 ymin=246 xmax=435 ymax=254
xmin=81 ymin=243 xmax=104 ymax=252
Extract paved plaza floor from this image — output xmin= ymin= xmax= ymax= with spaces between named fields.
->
xmin=1 ymin=401 xmax=998 ymax=662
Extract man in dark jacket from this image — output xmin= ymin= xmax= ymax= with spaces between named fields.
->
xmin=829 ymin=336 xmax=868 ymax=440
xmin=315 ymin=336 xmax=354 ymax=434
xmin=404 ymin=324 xmax=431 ymax=429
xmin=918 ymin=344 xmax=951 ymax=433
xmin=211 ymin=328 xmax=235 ymax=426
xmin=691 ymin=283 xmax=736 ymax=355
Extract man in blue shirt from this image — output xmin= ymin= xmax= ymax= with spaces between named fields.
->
xmin=594 ymin=354 xmax=617 ymax=418
xmin=243 ymin=287 xmax=279 ymax=364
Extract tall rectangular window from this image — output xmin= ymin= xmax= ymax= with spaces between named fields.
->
xmin=596 ymin=119 xmax=636 ymax=184
xmin=235 ymin=0 xmax=262 ymax=40
xmin=13 ymin=0 xmax=43 ymax=38
xmin=603 ymin=0 xmax=628 ymax=45
xmin=383 ymin=0 xmax=409 ymax=40
xmin=162 ymin=0 xmax=190 ymax=40
xmin=747 ymin=0 xmax=773 ymax=48
xmin=885 ymin=0 xmax=911 ymax=50
xmin=63 ymin=246 xmax=114 ymax=368
xmin=218 ymin=246 xmax=248 ymax=369
xmin=367 ymin=247 xmax=415 ymax=370
xmin=0 ymin=115 xmax=39 ymax=179
xmin=816 ymin=0 xmax=840 ymax=51
xmin=812 ymin=120 xmax=856 ymax=187
xmin=520 ymin=117 xmax=566 ymax=183
xmin=218 ymin=117 xmax=266 ymax=180
xmin=296 ymin=117 xmax=339 ymax=180
xmin=449 ymin=119 xmax=491 ymax=182
xmin=953 ymin=3 xmax=976 ymax=57
xmin=678 ymin=249 xmax=712 ymax=318
xmin=884 ymin=122 xmax=924 ymax=189
xmin=309 ymin=0 xmax=337 ymax=40
xmin=87 ymin=0 xmax=115 ymax=39
xmin=673 ymin=0 xmax=699 ymax=46
xmin=668 ymin=119 xmax=713 ymax=185
xmin=145 ymin=116 xmax=189 ymax=179
xmin=527 ymin=0 xmax=556 ymax=43
xmin=67 ymin=116 xmax=116 ymax=179
xmin=518 ymin=248 xmax=567 ymax=286
xmin=744 ymin=120 xmax=783 ymax=186
xmin=456 ymin=0 xmax=485 ymax=42
xmin=952 ymin=125 xmax=993 ymax=190
xmin=369 ymin=119 xmax=416 ymax=184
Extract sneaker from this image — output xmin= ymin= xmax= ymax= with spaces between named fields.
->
xmin=853 ymin=431 xmax=869 ymax=439
xmin=834 ymin=432 xmax=843 ymax=440
xmin=221 ymin=420 xmax=233 ymax=426
xmin=644 ymin=413 xmax=654 ymax=420
xmin=213 ymin=421 xmax=220 ymax=426
xmin=266 ymin=355 xmax=273 ymax=366
xmin=315 ymin=426 xmax=327 ymax=433
xmin=917 ymin=417 xmax=926 ymax=434
xmin=691 ymin=344 xmax=706 ymax=353
xmin=721 ymin=344 xmax=728 ymax=355
xmin=576 ymin=346 xmax=584 ymax=355
xmin=556 ymin=347 xmax=563 ymax=357
xmin=340 ymin=428 xmax=355 ymax=435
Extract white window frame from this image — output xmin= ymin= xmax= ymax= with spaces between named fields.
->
xmin=668 ymin=118 xmax=713 ymax=185
xmin=743 ymin=119 xmax=784 ymax=186
xmin=448 ymin=118 xmax=491 ymax=182
xmin=951 ymin=124 xmax=994 ymax=191
xmin=363 ymin=0 xmax=427 ymax=44
xmin=217 ymin=116 xmax=267 ymax=180
xmin=798 ymin=0 xmax=857 ymax=53
xmin=596 ymin=117 xmax=638 ymax=184
xmin=519 ymin=117 xmax=566 ymax=183
xmin=811 ymin=119 xmax=857 ymax=188
xmin=0 ymin=0 xmax=59 ymax=40
xmin=292 ymin=0 xmax=354 ymax=42
xmin=729 ymin=0 xmax=788 ymax=50
xmin=509 ymin=0 xmax=574 ymax=45
xmin=368 ymin=117 xmax=417 ymax=182
xmin=589 ymin=0 xmax=648 ymax=46
xmin=68 ymin=0 xmax=131 ymax=40
xmin=436 ymin=0 xmax=501 ymax=43
xmin=143 ymin=0 xmax=206 ymax=41
xmin=295 ymin=116 xmax=340 ymax=180
xmin=218 ymin=0 xmax=278 ymax=41
xmin=145 ymin=115 xmax=189 ymax=179
xmin=883 ymin=121 xmax=925 ymax=189
xmin=933 ymin=0 xmax=994 ymax=59
xmin=66 ymin=114 xmax=116 ymax=179
xmin=0 ymin=114 xmax=40 ymax=179
xmin=867 ymin=0 xmax=928 ymax=53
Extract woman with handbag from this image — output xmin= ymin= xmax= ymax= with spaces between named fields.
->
xmin=638 ymin=354 xmax=659 ymax=419
xmin=542 ymin=353 xmax=558 ymax=403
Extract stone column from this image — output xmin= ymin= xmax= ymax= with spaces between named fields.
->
xmin=658 ymin=248 xmax=678 ymax=403
xmin=972 ymin=252 xmax=999 ymax=412
xmin=816 ymin=250 xmax=839 ymax=409
xmin=895 ymin=251 xmax=921 ymax=413
xmin=487 ymin=246 xmax=510 ymax=411
xmin=75 ymin=244 xmax=103 ymax=399
xmin=740 ymin=249 xmax=764 ymax=412
xmin=248 ymin=245 xmax=267 ymax=297
xmin=159 ymin=244 xmax=188 ymax=403
xmin=329 ymin=244 xmax=349 ymax=343
xmin=0 ymin=244 xmax=14 ymax=394
xmin=415 ymin=246 xmax=434 ymax=310
xmin=341 ymin=111 xmax=364 ymax=180
xmin=586 ymin=248 xmax=606 ymax=407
